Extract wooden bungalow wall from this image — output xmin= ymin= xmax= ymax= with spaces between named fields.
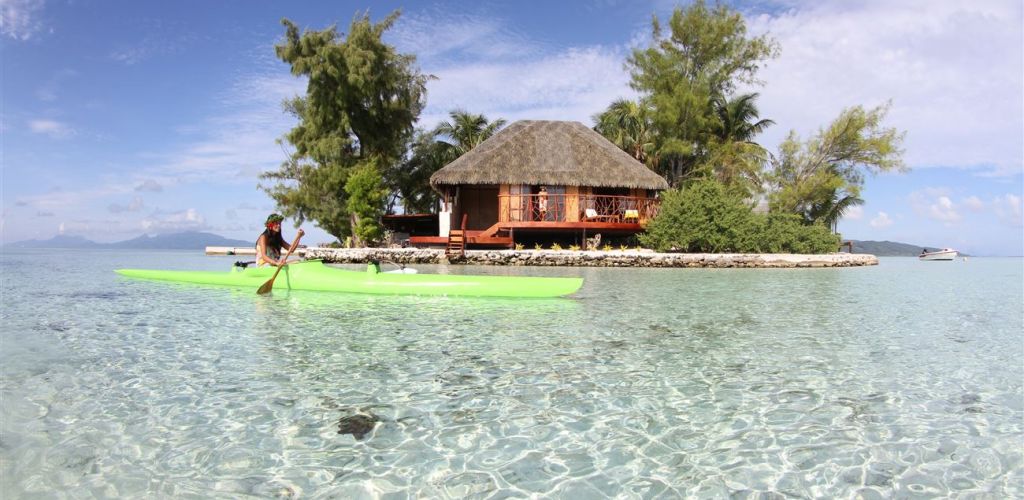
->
xmin=454 ymin=184 xmax=658 ymax=228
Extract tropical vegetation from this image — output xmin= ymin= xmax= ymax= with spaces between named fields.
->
xmin=260 ymin=12 xmax=429 ymax=245
xmin=766 ymin=103 xmax=906 ymax=228
xmin=597 ymin=0 xmax=906 ymax=251
xmin=261 ymin=2 xmax=906 ymax=253
xmin=390 ymin=110 xmax=506 ymax=214
xmin=620 ymin=0 xmax=779 ymax=191
xmin=640 ymin=179 xmax=839 ymax=253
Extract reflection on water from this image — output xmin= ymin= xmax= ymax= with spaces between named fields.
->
xmin=1 ymin=250 xmax=1021 ymax=497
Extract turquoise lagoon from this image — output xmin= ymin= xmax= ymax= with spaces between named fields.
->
xmin=1 ymin=249 xmax=1021 ymax=497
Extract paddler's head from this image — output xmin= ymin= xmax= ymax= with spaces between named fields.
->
xmin=265 ymin=213 xmax=284 ymax=231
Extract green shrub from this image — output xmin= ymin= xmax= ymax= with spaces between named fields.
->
xmin=640 ymin=179 xmax=840 ymax=254
xmin=640 ymin=179 xmax=755 ymax=252
xmin=755 ymin=213 xmax=839 ymax=254
xmin=344 ymin=161 xmax=387 ymax=246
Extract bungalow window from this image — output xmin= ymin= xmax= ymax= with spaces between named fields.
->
xmin=591 ymin=187 xmax=631 ymax=215
xmin=509 ymin=184 xmax=529 ymax=221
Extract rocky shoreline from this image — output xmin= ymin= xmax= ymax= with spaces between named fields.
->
xmin=303 ymin=247 xmax=878 ymax=268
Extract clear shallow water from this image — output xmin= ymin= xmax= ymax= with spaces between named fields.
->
xmin=1 ymin=249 xmax=1021 ymax=498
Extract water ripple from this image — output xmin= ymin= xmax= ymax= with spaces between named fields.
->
xmin=1 ymin=252 xmax=1021 ymax=497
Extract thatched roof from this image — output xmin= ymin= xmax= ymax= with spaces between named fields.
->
xmin=430 ymin=120 xmax=669 ymax=190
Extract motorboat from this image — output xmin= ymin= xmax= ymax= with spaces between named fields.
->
xmin=919 ymin=248 xmax=958 ymax=261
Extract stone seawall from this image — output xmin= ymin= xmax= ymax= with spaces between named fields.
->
xmin=304 ymin=247 xmax=878 ymax=268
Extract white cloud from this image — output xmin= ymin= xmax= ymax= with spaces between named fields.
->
xmin=102 ymin=18 xmax=625 ymax=198
xmin=962 ymin=196 xmax=985 ymax=212
xmin=108 ymin=196 xmax=144 ymax=214
xmin=108 ymin=23 xmax=198 ymax=65
xmin=6 ymin=67 xmax=301 ymax=243
xmin=15 ymin=182 xmax=133 ymax=211
xmin=141 ymin=208 xmax=208 ymax=233
xmin=843 ymin=205 xmax=864 ymax=221
xmin=420 ymin=47 xmax=635 ymax=129
xmin=110 ymin=46 xmax=150 ymax=66
xmin=390 ymin=10 xmax=542 ymax=61
xmin=134 ymin=179 xmax=163 ymax=192
xmin=870 ymin=211 xmax=893 ymax=228
xmin=1 ymin=0 xmax=45 ymax=41
xmin=931 ymin=196 xmax=961 ymax=223
xmin=28 ymin=119 xmax=74 ymax=138
xmin=387 ymin=9 xmax=636 ymax=129
xmin=52 ymin=217 xmax=139 ymax=237
xmin=910 ymin=189 xmax=963 ymax=224
xmin=398 ymin=2 xmax=1023 ymax=175
xmin=746 ymin=0 xmax=1023 ymax=176
xmin=993 ymin=194 xmax=1022 ymax=226
xmin=92 ymin=72 xmax=305 ymax=192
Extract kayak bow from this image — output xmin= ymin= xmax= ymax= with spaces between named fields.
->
xmin=116 ymin=260 xmax=583 ymax=298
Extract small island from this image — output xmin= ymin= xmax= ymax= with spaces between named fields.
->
xmin=261 ymin=6 xmax=906 ymax=262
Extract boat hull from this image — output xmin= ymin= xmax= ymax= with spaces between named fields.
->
xmin=919 ymin=250 xmax=958 ymax=261
xmin=116 ymin=260 xmax=583 ymax=298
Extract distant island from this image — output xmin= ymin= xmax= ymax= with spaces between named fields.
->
xmin=846 ymin=240 xmax=952 ymax=256
xmin=5 ymin=232 xmax=947 ymax=256
xmin=4 ymin=231 xmax=252 ymax=250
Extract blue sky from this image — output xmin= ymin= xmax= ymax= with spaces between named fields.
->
xmin=2 ymin=0 xmax=1022 ymax=255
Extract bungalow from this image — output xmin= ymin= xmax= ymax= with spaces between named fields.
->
xmin=416 ymin=120 xmax=669 ymax=251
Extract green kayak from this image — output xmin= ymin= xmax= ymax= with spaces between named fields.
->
xmin=116 ymin=260 xmax=583 ymax=298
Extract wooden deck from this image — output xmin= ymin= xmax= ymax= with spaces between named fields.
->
xmin=409 ymin=194 xmax=660 ymax=250
xmin=487 ymin=221 xmax=645 ymax=231
xmin=410 ymin=235 xmax=513 ymax=247
xmin=496 ymin=193 xmax=657 ymax=225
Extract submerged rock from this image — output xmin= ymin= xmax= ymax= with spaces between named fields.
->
xmin=337 ymin=413 xmax=379 ymax=440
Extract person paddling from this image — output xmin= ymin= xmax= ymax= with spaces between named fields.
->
xmin=256 ymin=213 xmax=304 ymax=267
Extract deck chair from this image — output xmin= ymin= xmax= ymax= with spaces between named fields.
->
xmin=584 ymin=208 xmax=616 ymax=222
xmin=623 ymin=209 xmax=640 ymax=222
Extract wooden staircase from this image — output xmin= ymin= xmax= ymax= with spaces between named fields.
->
xmin=446 ymin=214 xmax=468 ymax=258
xmin=478 ymin=223 xmax=508 ymax=239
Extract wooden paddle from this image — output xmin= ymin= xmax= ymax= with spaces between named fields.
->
xmin=257 ymin=230 xmax=304 ymax=295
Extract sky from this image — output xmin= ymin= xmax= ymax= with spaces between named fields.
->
xmin=1 ymin=0 xmax=1022 ymax=255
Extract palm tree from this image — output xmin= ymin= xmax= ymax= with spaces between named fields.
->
xmin=711 ymin=93 xmax=774 ymax=143
xmin=811 ymin=191 xmax=864 ymax=233
xmin=707 ymin=93 xmax=775 ymax=195
xmin=392 ymin=110 xmax=505 ymax=214
xmin=593 ymin=99 xmax=659 ymax=166
xmin=433 ymin=110 xmax=507 ymax=156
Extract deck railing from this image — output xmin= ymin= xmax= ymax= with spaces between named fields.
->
xmin=496 ymin=194 xmax=660 ymax=223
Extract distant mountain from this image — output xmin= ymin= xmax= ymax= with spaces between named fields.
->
xmin=6 ymin=231 xmax=251 ymax=250
xmin=112 ymin=232 xmax=252 ymax=249
xmin=848 ymin=240 xmax=943 ymax=256
xmin=5 ymin=234 xmax=103 ymax=249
